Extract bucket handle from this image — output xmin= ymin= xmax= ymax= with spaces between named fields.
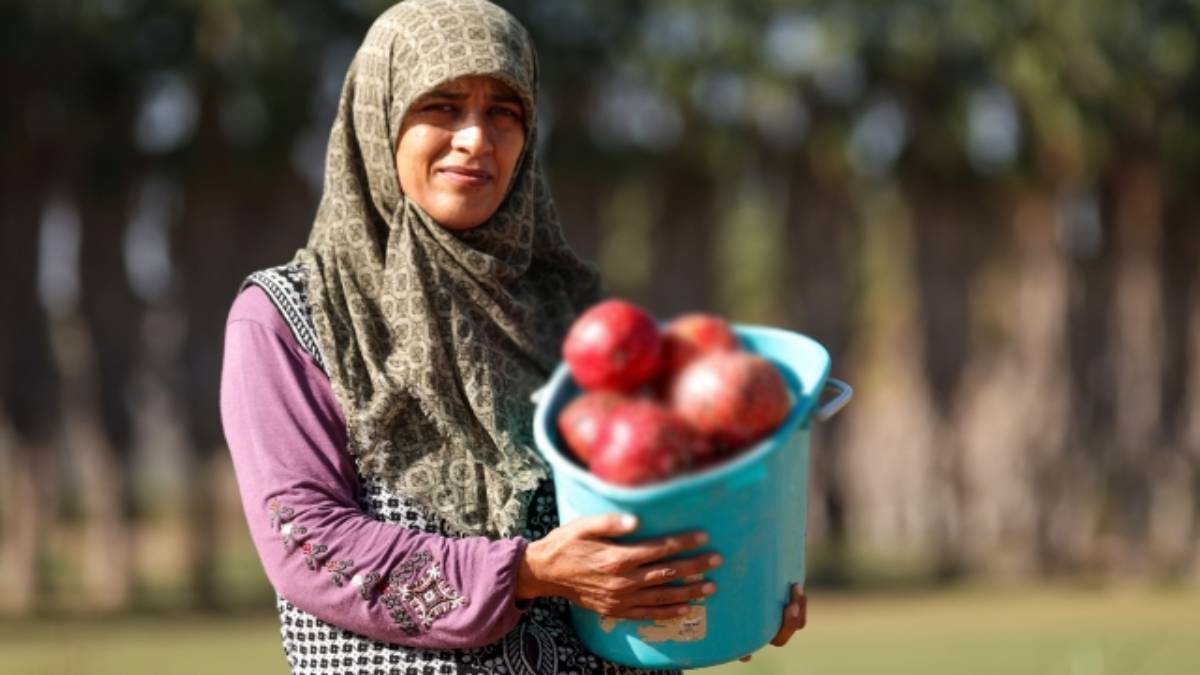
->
xmin=814 ymin=378 xmax=853 ymax=422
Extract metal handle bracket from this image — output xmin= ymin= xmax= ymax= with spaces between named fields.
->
xmin=814 ymin=378 xmax=853 ymax=422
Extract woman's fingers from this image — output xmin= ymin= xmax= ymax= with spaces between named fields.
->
xmin=604 ymin=603 xmax=695 ymax=621
xmin=619 ymin=531 xmax=709 ymax=565
xmin=632 ymin=552 xmax=723 ymax=587
xmin=568 ymin=513 xmax=639 ymax=539
xmin=769 ymin=585 xmax=807 ymax=646
xmin=769 ymin=613 xmax=798 ymax=645
xmin=622 ymin=580 xmax=715 ymax=608
xmin=793 ymin=586 xmax=807 ymax=628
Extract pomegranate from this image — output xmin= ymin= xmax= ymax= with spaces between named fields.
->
xmin=589 ymin=400 xmax=697 ymax=486
xmin=658 ymin=313 xmax=741 ymax=387
xmin=669 ymin=351 xmax=793 ymax=451
xmin=563 ymin=300 xmax=662 ymax=392
xmin=680 ymin=423 xmax=717 ymax=465
xmin=557 ymin=392 xmax=626 ymax=465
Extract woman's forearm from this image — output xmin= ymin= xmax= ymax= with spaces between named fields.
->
xmin=243 ymin=484 xmax=528 ymax=649
xmin=220 ymin=287 xmax=528 ymax=648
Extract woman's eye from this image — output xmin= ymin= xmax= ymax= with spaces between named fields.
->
xmin=422 ymin=103 xmax=456 ymax=114
xmin=492 ymin=106 xmax=522 ymax=120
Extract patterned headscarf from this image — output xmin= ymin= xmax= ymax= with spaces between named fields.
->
xmin=294 ymin=0 xmax=602 ymax=537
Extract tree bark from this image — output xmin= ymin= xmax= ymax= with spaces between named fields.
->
xmin=652 ymin=163 xmax=719 ymax=316
xmin=954 ymin=188 xmax=1074 ymax=576
xmin=1109 ymin=161 xmax=1167 ymax=573
xmin=0 ymin=434 xmax=54 ymax=614
xmin=0 ymin=154 xmax=59 ymax=613
xmin=1161 ymin=192 xmax=1200 ymax=576
xmin=781 ymin=176 xmax=857 ymax=583
xmin=837 ymin=187 xmax=941 ymax=562
xmin=1182 ymin=272 xmax=1200 ymax=576
xmin=49 ymin=311 xmax=133 ymax=610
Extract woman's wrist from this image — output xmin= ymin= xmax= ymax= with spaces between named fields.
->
xmin=515 ymin=538 xmax=553 ymax=601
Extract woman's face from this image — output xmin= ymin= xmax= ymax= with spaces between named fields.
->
xmin=395 ymin=75 xmax=527 ymax=230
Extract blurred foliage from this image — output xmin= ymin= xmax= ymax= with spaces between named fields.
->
xmin=6 ymin=0 xmax=1197 ymax=323
xmin=5 ymin=0 xmax=1197 ymax=189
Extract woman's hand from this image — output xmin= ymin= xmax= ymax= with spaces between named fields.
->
xmin=516 ymin=513 xmax=721 ymax=620
xmin=738 ymin=584 xmax=807 ymax=663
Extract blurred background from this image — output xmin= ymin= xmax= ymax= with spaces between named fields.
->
xmin=2 ymin=0 xmax=1198 ymax=673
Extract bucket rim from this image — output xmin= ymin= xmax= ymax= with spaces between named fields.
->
xmin=532 ymin=324 xmax=832 ymax=503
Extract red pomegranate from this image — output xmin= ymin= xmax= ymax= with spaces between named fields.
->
xmin=589 ymin=400 xmax=697 ymax=486
xmin=680 ymin=423 xmax=717 ymax=465
xmin=669 ymin=351 xmax=793 ymax=450
xmin=659 ymin=313 xmax=741 ymax=385
xmin=557 ymin=392 xmax=626 ymax=465
xmin=563 ymin=300 xmax=662 ymax=392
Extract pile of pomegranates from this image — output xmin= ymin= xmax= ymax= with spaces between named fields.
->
xmin=557 ymin=299 xmax=793 ymax=487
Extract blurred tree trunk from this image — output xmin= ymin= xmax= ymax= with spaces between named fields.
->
xmin=551 ymin=170 xmax=610 ymax=266
xmin=651 ymin=163 xmax=719 ymax=316
xmin=1161 ymin=200 xmax=1200 ymax=454
xmin=954 ymin=188 xmax=1073 ymax=576
xmin=909 ymin=186 xmax=981 ymax=580
xmin=782 ymin=175 xmax=857 ymax=583
xmin=1182 ymin=241 xmax=1200 ymax=576
xmin=0 ymin=147 xmax=60 ymax=613
xmin=174 ymin=165 xmax=252 ymax=608
xmin=0 ymin=431 xmax=51 ymax=614
xmin=1051 ymin=184 xmax=1113 ymax=575
xmin=50 ymin=309 xmax=131 ymax=609
xmin=1108 ymin=162 xmax=1195 ymax=566
xmin=1162 ymin=194 xmax=1200 ymax=576
xmin=72 ymin=182 xmax=141 ymax=610
xmin=175 ymin=175 xmax=238 ymax=609
xmin=1111 ymin=164 xmax=1163 ymax=457
xmin=838 ymin=186 xmax=941 ymax=562
xmin=1108 ymin=161 xmax=1168 ymax=573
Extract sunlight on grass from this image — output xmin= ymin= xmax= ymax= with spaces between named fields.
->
xmin=1 ymin=584 xmax=1196 ymax=675
xmin=0 ymin=613 xmax=286 ymax=675
xmin=701 ymin=584 xmax=1200 ymax=675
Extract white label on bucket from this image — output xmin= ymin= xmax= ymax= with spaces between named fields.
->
xmin=636 ymin=605 xmax=707 ymax=643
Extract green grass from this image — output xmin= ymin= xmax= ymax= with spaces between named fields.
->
xmin=1 ymin=584 xmax=1196 ymax=675
xmin=702 ymin=584 xmax=1200 ymax=675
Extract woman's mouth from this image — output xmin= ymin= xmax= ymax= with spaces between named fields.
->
xmin=436 ymin=166 xmax=493 ymax=187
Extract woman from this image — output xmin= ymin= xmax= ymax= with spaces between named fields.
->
xmin=220 ymin=1 xmax=805 ymax=673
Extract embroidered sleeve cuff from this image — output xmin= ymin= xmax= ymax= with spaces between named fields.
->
xmin=262 ymin=495 xmax=525 ymax=649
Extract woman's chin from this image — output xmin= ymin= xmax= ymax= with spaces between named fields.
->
xmin=427 ymin=205 xmax=492 ymax=230
xmin=420 ymin=193 xmax=501 ymax=230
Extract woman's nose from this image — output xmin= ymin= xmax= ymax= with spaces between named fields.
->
xmin=452 ymin=112 xmax=493 ymax=156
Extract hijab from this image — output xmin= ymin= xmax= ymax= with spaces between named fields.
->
xmin=294 ymin=0 xmax=602 ymax=537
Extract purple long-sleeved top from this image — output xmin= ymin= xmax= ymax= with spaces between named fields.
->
xmin=220 ymin=285 xmax=528 ymax=649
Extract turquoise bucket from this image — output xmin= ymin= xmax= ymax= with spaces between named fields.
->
xmin=532 ymin=325 xmax=851 ymax=669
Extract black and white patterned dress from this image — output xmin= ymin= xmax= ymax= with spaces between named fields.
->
xmin=246 ymin=264 xmax=679 ymax=675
